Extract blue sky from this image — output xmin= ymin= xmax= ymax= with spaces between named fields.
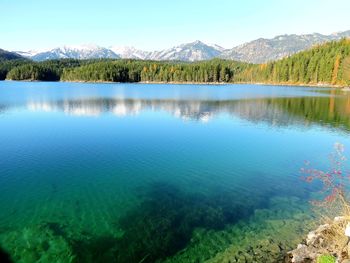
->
xmin=1 ymin=0 xmax=350 ymax=51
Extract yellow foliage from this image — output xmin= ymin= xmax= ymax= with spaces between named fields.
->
xmin=332 ymin=55 xmax=341 ymax=85
xmin=342 ymin=56 xmax=350 ymax=82
xmin=259 ymin=64 xmax=267 ymax=71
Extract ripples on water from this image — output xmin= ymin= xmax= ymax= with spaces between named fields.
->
xmin=0 ymin=82 xmax=350 ymax=262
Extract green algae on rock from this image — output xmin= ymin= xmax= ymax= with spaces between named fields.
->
xmin=0 ymin=224 xmax=75 ymax=263
xmin=0 ymin=196 xmax=316 ymax=263
xmin=163 ymin=196 xmax=316 ymax=263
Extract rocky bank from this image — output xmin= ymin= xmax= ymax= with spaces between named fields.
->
xmin=287 ymin=217 xmax=350 ymax=263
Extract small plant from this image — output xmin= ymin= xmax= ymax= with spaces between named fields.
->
xmin=301 ymin=143 xmax=350 ymax=260
xmin=301 ymin=142 xmax=350 ymax=215
xmin=316 ymin=254 xmax=336 ymax=263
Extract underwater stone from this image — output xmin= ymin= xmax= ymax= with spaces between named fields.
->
xmin=0 ymin=224 xmax=74 ymax=263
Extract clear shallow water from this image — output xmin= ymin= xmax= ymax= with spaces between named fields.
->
xmin=0 ymin=82 xmax=350 ymax=262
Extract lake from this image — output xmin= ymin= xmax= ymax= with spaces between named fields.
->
xmin=0 ymin=82 xmax=350 ymax=262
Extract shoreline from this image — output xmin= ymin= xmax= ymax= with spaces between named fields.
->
xmin=3 ymin=79 xmax=348 ymax=89
xmin=287 ymin=216 xmax=350 ymax=262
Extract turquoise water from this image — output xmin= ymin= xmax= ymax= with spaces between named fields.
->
xmin=0 ymin=82 xmax=350 ymax=262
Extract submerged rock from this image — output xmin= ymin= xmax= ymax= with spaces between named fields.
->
xmin=0 ymin=224 xmax=75 ymax=263
xmin=164 ymin=196 xmax=316 ymax=263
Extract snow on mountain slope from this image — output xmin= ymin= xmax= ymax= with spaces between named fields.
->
xmin=146 ymin=41 xmax=224 ymax=61
xmin=109 ymin=46 xmax=150 ymax=59
xmin=30 ymin=44 xmax=120 ymax=61
xmin=11 ymin=29 xmax=350 ymax=63
xmin=220 ymin=31 xmax=350 ymax=63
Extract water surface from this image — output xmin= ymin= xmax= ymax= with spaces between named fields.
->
xmin=0 ymin=82 xmax=350 ymax=262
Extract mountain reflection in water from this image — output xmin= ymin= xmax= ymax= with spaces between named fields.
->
xmin=18 ymin=93 xmax=350 ymax=132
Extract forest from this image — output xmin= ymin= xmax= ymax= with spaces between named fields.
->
xmin=1 ymin=39 xmax=350 ymax=86
xmin=61 ymin=59 xmax=248 ymax=83
xmin=235 ymin=39 xmax=350 ymax=86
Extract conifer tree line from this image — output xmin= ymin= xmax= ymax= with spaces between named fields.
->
xmin=61 ymin=59 xmax=247 ymax=83
xmin=1 ymin=39 xmax=350 ymax=85
xmin=235 ymin=39 xmax=350 ymax=85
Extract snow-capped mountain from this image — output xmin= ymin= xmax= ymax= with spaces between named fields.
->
xmin=207 ymin=43 xmax=226 ymax=52
xmin=14 ymin=50 xmax=42 ymax=58
xmin=109 ymin=46 xmax=150 ymax=60
xmin=220 ymin=30 xmax=350 ymax=63
xmin=146 ymin=40 xmax=224 ymax=61
xmin=30 ymin=45 xmax=120 ymax=61
xmin=12 ymin=29 xmax=350 ymax=63
xmin=111 ymin=41 xmax=225 ymax=61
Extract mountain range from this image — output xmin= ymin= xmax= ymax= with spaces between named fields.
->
xmin=6 ymin=30 xmax=350 ymax=63
xmin=220 ymin=30 xmax=350 ymax=63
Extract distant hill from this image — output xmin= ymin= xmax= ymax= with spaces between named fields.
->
xmin=0 ymin=49 xmax=24 ymax=61
xmin=220 ymin=31 xmax=350 ymax=63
